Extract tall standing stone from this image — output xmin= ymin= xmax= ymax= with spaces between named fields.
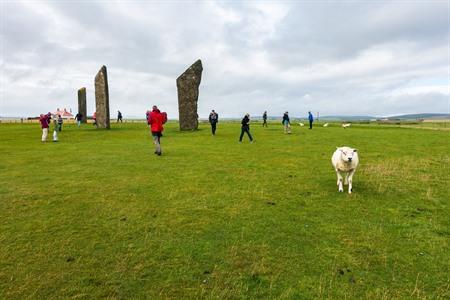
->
xmin=77 ymin=87 xmax=87 ymax=123
xmin=177 ymin=59 xmax=203 ymax=131
xmin=94 ymin=65 xmax=110 ymax=129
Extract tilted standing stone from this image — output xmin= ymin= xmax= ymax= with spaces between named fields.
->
xmin=77 ymin=87 xmax=87 ymax=123
xmin=94 ymin=65 xmax=110 ymax=129
xmin=177 ymin=59 xmax=203 ymax=130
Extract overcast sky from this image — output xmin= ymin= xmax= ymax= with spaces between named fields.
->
xmin=1 ymin=0 xmax=449 ymax=118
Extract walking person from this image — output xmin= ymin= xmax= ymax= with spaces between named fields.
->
xmin=39 ymin=112 xmax=51 ymax=142
xmin=146 ymin=111 xmax=151 ymax=127
xmin=75 ymin=112 xmax=83 ymax=127
xmin=308 ymin=111 xmax=314 ymax=129
xmin=239 ymin=113 xmax=253 ymax=143
xmin=262 ymin=111 xmax=268 ymax=127
xmin=282 ymin=111 xmax=291 ymax=134
xmin=117 ymin=110 xmax=123 ymax=123
xmin=208 ymin=110 xmax=219 ymax=135
xmin=57 ymin=114 xmax=63 ymax=131
xmin=93 ymin=112 xmax=98 ymax=128
xmin=147 ymin=105 xmax=166 ymax=156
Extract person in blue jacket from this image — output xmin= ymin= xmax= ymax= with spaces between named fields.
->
xmin=308 ymin=111 xmax=314 ymax=129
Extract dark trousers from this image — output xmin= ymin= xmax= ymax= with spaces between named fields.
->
xmin=239 ymin=127 xmax=253 ymax=141
xmin=263 ymin=119 xmax=267 ymax=127
xmin=211 ymin=123 xmax=217 ymax=135
xmin=309 ymin=121 xmax=313 ymax=129
xmin=152 ymin=132 xmax=162 ymax=155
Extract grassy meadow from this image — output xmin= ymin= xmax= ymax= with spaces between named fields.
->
xmin=0 ymin=121 xmax=449 ymax=299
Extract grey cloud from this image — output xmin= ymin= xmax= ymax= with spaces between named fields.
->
xmin=265 ymin=1 xmax=449 ymax=67
xmin=1 ymin=1 xmax=448 ymax=118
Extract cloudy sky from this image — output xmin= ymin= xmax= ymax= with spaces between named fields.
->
xmin=1 ymin=0 xmax=449 ymax=118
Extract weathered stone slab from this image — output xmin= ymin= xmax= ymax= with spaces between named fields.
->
xmin=77 ymin=87 xmax=87 ymax=123
xmin=177 ymin=59 xmax=202 ymax=130
xmin=94 ymin=65 xmax=110 ymax=129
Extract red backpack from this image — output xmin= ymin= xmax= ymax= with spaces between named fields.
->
xmin=161 ymin=112 xmax=168 ymax=124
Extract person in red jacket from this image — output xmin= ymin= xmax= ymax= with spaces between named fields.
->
xmin=147 ymin=105 xmax=166 ymax=155
xmin=39 ymin=112 xmax=51 ymax=142
xmin=93 ymin=111 xmax=98 ymax=128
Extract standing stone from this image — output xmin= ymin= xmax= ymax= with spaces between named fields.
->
xmin=94 ymin=65 xmax=110 ymax=129
xmin=77 ymin=87 xmax=87 ymax=123
xmin=177 ymin=59 xmax=202 ymax=131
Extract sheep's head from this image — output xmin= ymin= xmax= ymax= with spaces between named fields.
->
xmin=338 ymin=147 xmax=357 ymax=163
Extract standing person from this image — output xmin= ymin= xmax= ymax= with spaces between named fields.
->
xmin=262 ymin=111 xmax=268 ymax=127
xmin=147 ymin=105 xmax=166 ymax=156
xmin=57 ymin=114 xmax=63 ymax=131
xmin=93 ymin=112 xmax=98 ymax=128
xmin=39 ymin=112 xmax=51 ymax=142
xmin=239 ymin=113 xmax=253 ymax=143
xmin=146 ymin=111 xmax=151 ymax=127
xmin=208 ymin=110 xmax=219 ymax=135
xmin=75 ymin=112 xmax=83 ymax=127
xmin=52 ymin=117 xmax=59 ymax=142
xmin=282 ymin=111 xmax=291 ymax=134
xmin=308 ymin=111 xmax=314 ymax=129
xmin=117 ymin=110 xmax=123 ymax=123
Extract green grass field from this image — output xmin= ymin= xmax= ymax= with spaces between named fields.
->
xmin=0 ymin=122 xmax=449 ymax=299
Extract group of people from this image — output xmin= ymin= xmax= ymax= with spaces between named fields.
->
xmin=74 ymin=112 xmax=96 ymax=127
xmin=74 ymin=110 xmax=124 ymax=127
xmin=206 ymin=110 xmax=315 ymax=142
xmin=39 ymin=107 xmax=315 ymax=155
xmin=39 ymin=113 xmax=63 ymax=142
xmin=280 ymin=111 xmax=314 ymax=133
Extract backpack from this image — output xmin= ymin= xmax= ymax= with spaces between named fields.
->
xmin=161 ymin=112 xmax=168 ymax=124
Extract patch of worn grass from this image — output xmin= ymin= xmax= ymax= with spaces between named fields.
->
xmin=0 ymin=122 xmax=449 ymax=299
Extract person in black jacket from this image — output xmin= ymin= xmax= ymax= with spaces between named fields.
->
xmin=75 ymin=113 xmax=83 ymax=127
xmin=239 ymin=113 xmax=253 ymax=143
xmin=208 ymin=110 xmax=219 ymax=135
xmin=282 ymin=111 xmax=291 ymax=134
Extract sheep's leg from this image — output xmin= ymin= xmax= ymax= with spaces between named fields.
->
xmin=347 ymin=169 xmax=356 ymax=194
xmin=344 ymin=173 xmax=349 ymax=185
xmin=336 ymin=170 xmax=343 ymax=192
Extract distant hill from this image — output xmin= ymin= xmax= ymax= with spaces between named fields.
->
xmin=385 ymin=113 xmax=450 ymax=120
xmin=318 ymin=113 xmax=449 ymax=121
xmin=320 ymin=115 xmax=377 ymax=121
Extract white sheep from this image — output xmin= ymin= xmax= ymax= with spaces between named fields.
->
xmin=331 ymin=147 xmax=359 ymax=193
xmin=323 ymin=123 xmax=329 ymax=127
xmin=342 ymin=123 xmax=351 ymax=128
xmin=299 ymin=122 xmax=304 ymax=126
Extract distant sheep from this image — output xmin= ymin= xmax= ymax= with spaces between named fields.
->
xmin=323 ymin=123 xmax=329 ymax=127
xmin=342 ymin=123 xmax=351 ymax=128
xmin=331 ymin=147 xmax=359 ymax=193
xmin=299 ymin=122 xmax=304 ymax=126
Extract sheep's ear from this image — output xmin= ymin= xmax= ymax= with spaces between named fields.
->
xmin=336 ymin=146 xmax=340 ymax=150
xmin=353 ymin=149 xmax=358 ymax=152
